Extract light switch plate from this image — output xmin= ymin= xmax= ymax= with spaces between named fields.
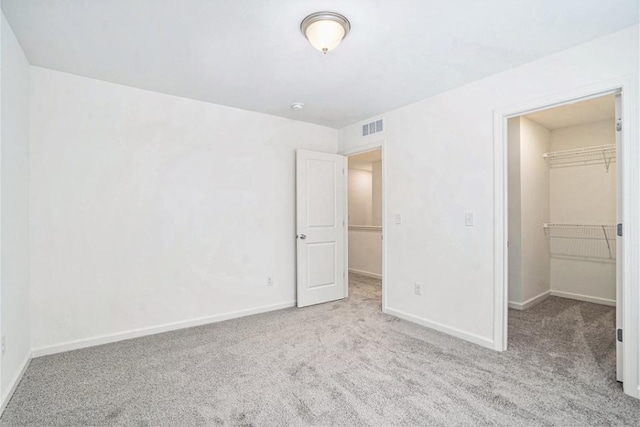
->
xmin=414 ymin=282 xmax=422 ymax=295
xmin=465 ymin=212 xmax=474 ymax=226
xmin=395 ymin=213 xmax=402 ymax=224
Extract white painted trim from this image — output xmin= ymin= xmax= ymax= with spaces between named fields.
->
xmin=340 ymin=138 xmax=385 ymax=156
xmin=550 ymin=290 xmax=616 ymax=307
xmin=32 ymin=301 xmax=295 ymax=358
xmin=341 ymin=141 xmax=387 ymax=313
xmin=493 ymin=75 xmax=639 ymax=399
xmin=343 ymin=155 xmax=349 ymax=299
xmin=0 ymin=14 xmax=3 ymax=408
xmin=386 ymin=307 xmax=494 ymax=349
xmin=493 ymin=105 xmax=508 ymax=352
xmin=0 ymin=351 xmax=31 ymax=415
xmin=508 ymin=290 xmax=551 ymax=310
xmin=381 ymin=142 xmax=387 ymax=313
xmin=349 ymin=268 xmax=382 ymax=279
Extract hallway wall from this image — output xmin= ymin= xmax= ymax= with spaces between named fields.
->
xmin=348 ymin=168 xmax=373 ymax=225
xmin=348 ymin=161 xmax=382 ymax=278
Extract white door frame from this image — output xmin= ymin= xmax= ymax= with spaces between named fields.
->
xmin=493 ymin=75 xmax=639 ymax=399
xmin=340 ymin=139 xmax=387 ymax=312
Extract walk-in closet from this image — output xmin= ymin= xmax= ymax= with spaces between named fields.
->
xmin=507 ymin=93 xmax=621 ymax=381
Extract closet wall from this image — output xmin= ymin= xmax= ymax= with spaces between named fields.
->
xmin=509 ymin=108 xmax=616 ymax=309
xmin=508 ymin=117 xmax=551 ymax=308
xmin=1 ymin=12 xmax=31 ymax=405
xmin=548 ymin=120 xmax=616 ymax=304
xmin=348 ymin=159 xmax=382 ymax=278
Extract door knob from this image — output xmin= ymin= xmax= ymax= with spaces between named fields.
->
xmin=298 ymin=234 xmax=307 ymax=240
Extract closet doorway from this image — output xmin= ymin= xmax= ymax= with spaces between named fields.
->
xmin=506 ymin=93 xmax=623 ymax=383
xmin=346 ymin=149 xmax=384 ymax=311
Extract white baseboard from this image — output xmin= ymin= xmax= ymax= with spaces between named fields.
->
xmin=32 ymin=301 xmax=296 ymax=358
xmin=508 ymin=290 xmax=551 ymax=310
xmin=385 ymin=307 xmax=494 ymax=349
xmin=550 ymin=290 xmax=615 ymax=307
xmin=1 ymin=351 xmax=32 ymax=415
xmin=348 ymin=268 xmax=382 ymax=279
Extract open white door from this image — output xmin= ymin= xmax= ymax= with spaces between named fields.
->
xmin=296 ymin=150 xmax=346 ymax=307
xmin=615 ymin=93 xmax=623 ymax=382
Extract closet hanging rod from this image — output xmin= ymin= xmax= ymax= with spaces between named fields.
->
xmin=542 ymin=144 xmax=615 ymax=159
xmin=542 ymin=223 xmax=615 ymax=228
xmin=542 ymin=223 xmax=616 ymax=259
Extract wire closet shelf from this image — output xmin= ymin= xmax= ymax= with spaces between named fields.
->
xmin=543 ymin=223 xmax=616 ymax=259
xmin=542 ymin=144 xmax=616 ymax=171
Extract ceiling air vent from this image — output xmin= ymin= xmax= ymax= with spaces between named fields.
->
xmin=362 ymin=119 xmax=383 ymax=137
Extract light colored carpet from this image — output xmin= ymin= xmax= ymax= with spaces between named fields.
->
xmin=2 ymin=273 xmax=639 ymax=426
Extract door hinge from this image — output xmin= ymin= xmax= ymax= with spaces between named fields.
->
xmin=617 ymin=329 xmax=623 ymax=342
xmin=616 ymin=119 xmax=622 ymax=132
xmin=617 ymin=223 xmax=623 ymax=237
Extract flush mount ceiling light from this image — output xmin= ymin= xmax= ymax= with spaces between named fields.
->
xmin=290 ymin=102 xmax=304 ymax=111
xmin=300 ymin=12 xmax=350 ymax=54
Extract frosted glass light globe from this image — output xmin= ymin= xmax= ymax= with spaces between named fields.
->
xmin=301 ymin=12 xmax=350 ymax=54
xmin=305 ymin=20 xmax=346 ymax=53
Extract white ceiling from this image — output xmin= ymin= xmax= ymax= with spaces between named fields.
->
xmin=525 ymin=94 xmax=615 ymax=130
xmin=2 ymin=1 xmax=637 ymax=128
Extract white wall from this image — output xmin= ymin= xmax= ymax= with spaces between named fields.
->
xmin=338 ymin=25 xmax=638 ymax=348
xmin=549 ymin=120 xmax=616 ymax=223
xmin=348 ymin=159 xmax=382 ymax=278
xmin=372 ymin=161 xmax=382 ymax=226
xmin=519 ymin=117 xmax=551 ymax=303
xmin=549 ymin=120 xmax=616 ymax=303
xmin=348 ymin=168 xmax=373 ymax=225
xmin=1 ymin=13 xmax=31 ymax=404
xmin=509 ymin=117 xmax=615 ymax=307
xmin=508 ymin=116 xmax=552 ymax=309
xmin=507 ymin=118 xmax=522 ymax=303
xmin=29 ymin=67 xmax=338 ymax=352
xmin=348 ymin=228 xmax=382 ymax=278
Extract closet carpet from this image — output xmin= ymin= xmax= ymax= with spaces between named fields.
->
xmin=2 ymin=274 xmax=639 ymax=426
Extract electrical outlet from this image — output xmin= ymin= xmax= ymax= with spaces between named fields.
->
xmin=414 ymin=282 xmax=422 ymax=296
xmin=267 ymin=276 xmax=273 ymax=287
xmin=1 ymin=335 xmax=5 ymax=356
